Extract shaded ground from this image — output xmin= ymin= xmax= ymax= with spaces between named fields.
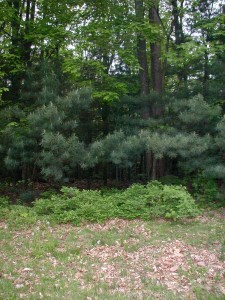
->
xmin=0 ymin=209 xmax=225 ymax=299
xmin=0 ymin=180 xmax=131 ymax=204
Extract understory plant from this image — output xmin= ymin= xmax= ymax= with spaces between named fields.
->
xmin=33 ymin=182 xmax=200 ymax=224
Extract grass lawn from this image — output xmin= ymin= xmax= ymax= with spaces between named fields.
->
xmin=0 ymin=209 xmax=225 ymax=300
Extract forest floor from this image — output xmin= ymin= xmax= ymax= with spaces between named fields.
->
xmin=1 ymin=209 xmax=225 ymax=300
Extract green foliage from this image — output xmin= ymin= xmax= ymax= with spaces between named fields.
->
xmin=160 ymin=175 xmax=186 ymax=186
xmin=190 ymin=174 xmax=222 ymax=205
xmin=175 ymin=94 xmax=221 ymax=134
xmin=33 ymin=182 xmax=200 ymax=224
xmin=1 ymin=84 xmax=224 ymax=182
xmin=34 ymin=187 xmax=117 ymax=224
xmin=221 ymin=239 xmax=225 ymax=261
xmin=39 ymin=189 xmax=58 ymax=199
xmin=0 ymin=0 xmax=224 ymax=184
xmin=0 ymin=196 xmax=10 ymax=208
xmin=0 ymin=205 xmax=39 ymax=228
xmin=166 ymin=94 xmax=224 ymax=177
xmin=145 ymin=182 xmax=200 ymax=220
xmin=215 ymin=118 xmax=225 ymax=150
xmin=0 ymin=196 xmax=10 ymax=218
xmin=18 ymin=190 xmax=38 ymax=204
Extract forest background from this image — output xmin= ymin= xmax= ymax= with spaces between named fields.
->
xmin=0 ymin=0 xmax=224 ymax=195
xmin=1 ymin=3 xmax=225 ymax=298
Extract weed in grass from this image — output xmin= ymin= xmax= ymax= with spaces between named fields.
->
xmin=29 ymin=232 xmax=59 ymax=258
xmin=144 ymin=283 xmax=178 ymax=300
xmin=0 ymin=278 xmax=18 ymax=300
xmin=0 ymin=230 xmax=13 ymax=248
xmin=221 ymin=240 xmax=225 ymax=261
xmin=0 ymin=196 xmax=10 ymax=208
xmin=193 ymin=286 xmax=225 ymax=300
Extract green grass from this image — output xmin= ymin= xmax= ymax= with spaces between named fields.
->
xmin=0 ymin=209 xmax=225 ymax=300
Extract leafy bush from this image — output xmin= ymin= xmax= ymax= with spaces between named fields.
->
xmin=160 ymin=175 xmax=186 ymax=186
xmin=107 ymin=184 xmax=150 ymax=220
xmin=145 ymin=182 xmax=200 ymax=219
xmin=0 ymin=205 xmax=40 ymax=228
xmin=190 ymin=174 xmax=221 ymax=204
xmin=39 ymin=189 xmax=58 ymax=199
xmin=18 ymin=190 xmax=39 ymax=204
xmin=33 ymin=182 xmax=200 ymax=223
xmin=0 ymin=196 xmax=10 ymax=219
xmin=0 ymin=196 xmax=10 ymax=208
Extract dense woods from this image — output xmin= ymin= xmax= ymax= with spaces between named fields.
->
xmin=0 ymin=3 xmax=225 ymax=298
xmin=0 ymin=0 xmax=224 ymax=187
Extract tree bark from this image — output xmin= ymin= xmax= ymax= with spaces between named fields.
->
xmin=8 ymin=0 xmax=21 ymax=101
xmin=24 ymin=0 xmax=36 ymax=66
xmin=135 ymin=0 xmax=152 ymax=179
xmin=171 ymin=0 xmax=187 ymax=84
xmin=135 ymin=0 xmax=149 ymax=98
xmin=149 ymin=5 xmax=164 ymax=97
xmin=171 ymin=0 xmax=184 ymax=46
xmin=149 ymin=1 xmax=164 ymax=179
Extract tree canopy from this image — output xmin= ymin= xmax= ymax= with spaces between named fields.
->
xmin=0 ymin=0 xmax=224 ymax=184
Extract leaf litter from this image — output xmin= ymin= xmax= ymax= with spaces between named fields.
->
xmin=0 ymin=210 xmax=225 ymax=299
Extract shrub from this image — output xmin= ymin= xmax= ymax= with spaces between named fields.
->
xmin=145 ymin=182 xmax=200 ymax=220
xmin=1 ymin=205 xmax=40 ymax=228
xmin=160 ymin=175 xmax=186 ymax=186
xmin=0 ymin=196 xmax=10 ymax=218
xmin=33 ymin=181 xmax=200 ymax=223
xmin=0 ymin=196 xmax=10 ymax=208
xmin=39 ymin=189 xmax=58 ymax=199
xmin=34 ymin=187 xmax=119 ymax=224
xmin=108 ymin=184 xmax=150 ymax=220
xmin=190 ymin=174 xmax=221 ymax=204
xmin=18 ymin=190 xmax=39 ymax=204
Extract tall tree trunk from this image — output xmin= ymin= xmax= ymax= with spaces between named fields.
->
xmin=8 ymin=0 xmax=21 ymax=102
xmin=23 ymin=0 xmax=36 ymax=66
xmin=7 ymin=0 xmax=36 ymax=101
xmin=149 ymin=1 xmax=164 ymax=179
xmin=203 ymin=48 xmax=209 ymax=99
xmin=102 ymin=102 xmax=110 ymax=185
xmin=171 ymin=0 xmax=186 ymax=83
xmin=171 ymin=0 xmax=184 ymax=45
xmin=149 ymin=5 xmax=163 ymax=97
xmin=135 ymin=0 xmax=149 ymax=99
xmin=101 ymin=51 xmax=111 ymax=185
xmin=135 ymin=0 xmax=152 ymax=179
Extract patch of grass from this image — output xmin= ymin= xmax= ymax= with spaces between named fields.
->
xmin=30 ymin=234 xmax=59 ymax=258
xmin=144 ymin=216 xmax=225 ymax=251
xmin=0 ymin=279 xmax=18 ymax=300
xmin=193 ymin=286 xmax=225 ymax=300
xmin=0 ymin=209 xmax=225 ymax=299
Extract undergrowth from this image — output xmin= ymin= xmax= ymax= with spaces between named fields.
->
xmin=32 ymin=181 xmax=200 ymax=225
xmin=0 ymin=181 xmax=201 ymax=226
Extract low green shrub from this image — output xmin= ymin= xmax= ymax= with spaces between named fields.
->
xmin=108 ymin=184 xmax=151 ymax=220
xmin=160 ymin=175 xmax=186 ymax=186
xmin=0 ymin=205 xmax=40 ymax=228
xmin=39 ymin=189 xmax=58 ymax=199
xmin=34 ymin=187 xmax=118 ymax=224
xmin=0 ymin=196 xmax=10 ymax=208
xmin=0 ymin=196 xmax=10 ymax=218
xmin=145 ymin=182 xmax=200 ymax=219
xmin=18 ymin=190 xmax=39 ymax=204
xmin=33 ymin=181 xmax=200 ymax=223
xmin=190 ymin=174 xmax=221 ymax=205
